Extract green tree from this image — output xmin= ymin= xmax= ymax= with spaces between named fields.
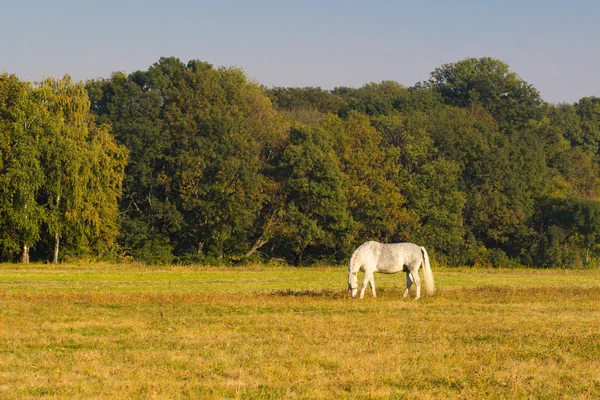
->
xmin=531 ymin=198 xmax=600 ymax=268
xmin=87 ymin=70 xmax=178 ymax=263
xmin=161 ymin=60 xmax=287 ymax=260
xmin=266 ymin=86 xmax=344 ymax=126
xmin=34 ymin=76 xmax=128 ymax=263
xmin=323 ymin=112 xmax=412 ymax=243
xmin=88 ymin=58 xmax=287 ymax=263
xmin=372 ymin=112 xmax=466 ymax=263
xmin=78 ymin=123 xmax=128 ymax=257
xmin=0 ymin=74 xmax=45 ymax=262
xmin=334 ymin=81 xmax=408 ymax=117
xmin=428 ymin=57 xmax=544 ymax=132
xmin=574 ymin=97 xmax=600 ymax=156
xmin=267 ymin=86 xmax=345 ymax=114
xmin=532 ymin=106 xmax=572 ymax=166
xmin=35 ymin=76 xmax=126 ymax=262
xmin=427 ymin=105 xmax=553 ymax=264
xmin=552 ymin=147 xmax=600 ymax=199
xmin=271 ymin=124 xmax=355 ymax=264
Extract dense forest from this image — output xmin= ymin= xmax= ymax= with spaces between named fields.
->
xmin=2 ymin=57 xmax=600 ymax=267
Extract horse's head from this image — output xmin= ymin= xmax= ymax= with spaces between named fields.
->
xmin=347 ymin=271 xmax=358 ymax=298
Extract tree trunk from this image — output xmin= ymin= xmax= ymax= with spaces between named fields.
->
xmin=244 ymin=236 xmax=268 ymax=258
xmin=53 ymin=195 xmax=61 ymax=264
xmin=22 ymin=245 xmax=29 ymax=264
xmin=53 ymin=232 xmax=60 ymax=264
xmin=243 ymin=210 xmax=279 ymax=259
xmin=585 ymin=248 xmax=591 ymax=266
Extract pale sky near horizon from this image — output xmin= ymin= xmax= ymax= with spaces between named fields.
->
xmin=1 ymin=0 xmax=598 ymax=104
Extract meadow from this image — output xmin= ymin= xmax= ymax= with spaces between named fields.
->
xmin=1 ymin=264 xmax=600 ymax=399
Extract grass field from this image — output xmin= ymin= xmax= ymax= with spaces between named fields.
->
xmin=1 ymin=264 xmax=600 ymax=399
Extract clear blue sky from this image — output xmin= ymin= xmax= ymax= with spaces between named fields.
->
xmin=1 ymin=0 xmax=598 ymax=104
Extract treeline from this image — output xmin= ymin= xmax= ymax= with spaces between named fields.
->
xmin=1 ymin=57 xmax=600 ymax=267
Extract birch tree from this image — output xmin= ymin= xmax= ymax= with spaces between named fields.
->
xmin=37 ymin=76 xmax=127 ymax=262
xmin=0 ymin=73 xmax=45 ymax=262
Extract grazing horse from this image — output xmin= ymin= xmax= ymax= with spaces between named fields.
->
xmin=347 ymin=241 xmax=435 ymax=299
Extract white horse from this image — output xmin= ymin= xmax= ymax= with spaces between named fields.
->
xmin=347 ymin=241 xmax=435 ymax=299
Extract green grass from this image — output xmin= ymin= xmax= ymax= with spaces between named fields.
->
xmin=1 ymin=264 xmax=600 ymax=399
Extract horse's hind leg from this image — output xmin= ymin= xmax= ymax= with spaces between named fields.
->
xmin=411 ymin=269 xmax=421 ymax=300
xmin=402 ymin=271 xmax=412 ymax=298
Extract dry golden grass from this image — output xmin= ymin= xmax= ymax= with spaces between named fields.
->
xmin=1 ymin=265 xmax=599 ymax=399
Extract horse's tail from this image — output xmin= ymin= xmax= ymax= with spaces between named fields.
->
xmin=420 ymin=246 xmax=435 ymax=295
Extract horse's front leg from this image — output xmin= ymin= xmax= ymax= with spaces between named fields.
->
xmin=369 ymin=273 xmax=376 ymax=298
xmin=402 ymin=270 xmax=412 ymax=298
xmin=360 ymin=271 xmax=373 ymax=299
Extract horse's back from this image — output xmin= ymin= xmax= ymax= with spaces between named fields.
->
xmin=353 ymin=241 xmax=424 ymax=273
xmin=387 ymin=242 xmax=422 ymax=258
xmin=374 ymin=242 xmax=423 ymax=273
